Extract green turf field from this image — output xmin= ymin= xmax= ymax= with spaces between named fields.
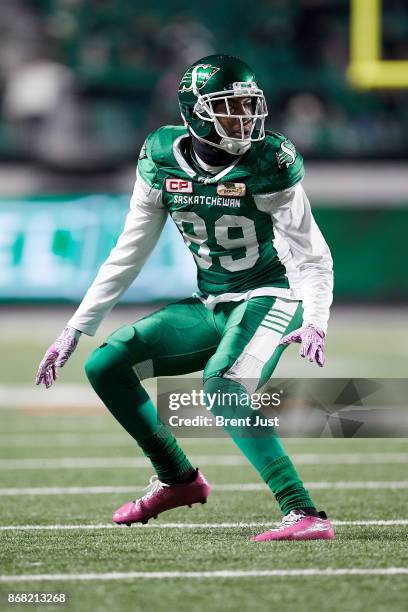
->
xmin=0 ymin=408 xmax=407 ymax=612
xmin=0 ymin=307 xmax=407 ymax=611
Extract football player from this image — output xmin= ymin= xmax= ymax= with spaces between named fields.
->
xmin=36 ymin=55 xmax=334 ymax=541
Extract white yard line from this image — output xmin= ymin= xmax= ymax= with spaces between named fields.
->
xmin=1 ymin=453 xmax=408 ymax=469
xmin=0 ymin=385 xmax=103 ymax=409
xmin=0 ymin=520 xmax=407 ymax=532
xmin=0 ymin=434 xmax=404 ymax=454
xmin=0 ymin=434 xmax=130 ymax=447
xmin=288 ymin=453 xmax=408 ymax=464
xmin=1 ymin=482 xmax=408 ymax=496
xmin=0 ymin=456 xmax=246 ymax=469
xmin=1 ymin=568 xmax=408 ymax=582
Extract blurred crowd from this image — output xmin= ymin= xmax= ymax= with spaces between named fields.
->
xmin=0 ymin=0 xmax=407 ymax=170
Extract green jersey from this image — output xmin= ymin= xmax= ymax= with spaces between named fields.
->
xmin=68 ymin=124 xmax=333 ymax=337
xmin=137 ymin=125 xmax=304 ymax=298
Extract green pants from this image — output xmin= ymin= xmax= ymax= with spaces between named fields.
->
xmin=107 ymin=295 xmax=302 ymax=391
xmin=86 ymin=295 xmax=316 ymax=513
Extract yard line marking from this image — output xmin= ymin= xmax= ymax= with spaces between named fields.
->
xmin=1 ymin=482 xmax=408 ymax=496
xmin=293 ymin=453 xmax=408 ymax=464
xmin=1 ymin=453 xmax=408 ymax=469
xmin=0 ymin=434 xmax=130 ymax=448
xmin=213 ymin=482 xmax=408 ymax=491
xmin=0 ymin=486 xmax=138 ymax=496
xmin=0 ymin=385 xmax=103 ymax=410
xmin=1 ymin=568 xmax=407 ymax=582
xmin=1 ymin=520 xmax=408 ymax=531
xmin=0 ymin=456 xmax=246 ymax=469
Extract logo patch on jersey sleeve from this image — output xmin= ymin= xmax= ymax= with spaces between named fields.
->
xmin=276 ymin=139 xmax=297 ymax=169
xmin=138 ymin=140 xmax=147 ymax=160
xmin=217 ymin=182 xmax=246 ymax=197
xmin=165 ymin=178 xmax=193 ymax=193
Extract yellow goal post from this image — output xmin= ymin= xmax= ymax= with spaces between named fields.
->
xmin=348 ymin=0 xmax=408 ymax=89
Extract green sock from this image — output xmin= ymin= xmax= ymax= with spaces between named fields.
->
xmin=85 ymin=343 xmax=193 ymax=483
xmin=138 ymin=424 xmax=194 ymax=484
xmin=260 ymin=455 xmax=315 ymax=514
xmin=204 ymin=376 xmax=315 ymax=514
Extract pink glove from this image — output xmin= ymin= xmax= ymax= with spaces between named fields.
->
xmin=35 ymin=326 xmax=81 ymax=389
xmin=279 ymin=324 xmax=325 ymax=367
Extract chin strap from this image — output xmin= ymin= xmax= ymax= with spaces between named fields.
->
xmin=218 ymin=137 xmax=252 ymax=155
xmin=215 ymin=118 xmax=252 ymax=154
xmin=191 ymin=134 xmax=242 ymax=165
xmin=190 ymin=127 xmax=251 ymax=158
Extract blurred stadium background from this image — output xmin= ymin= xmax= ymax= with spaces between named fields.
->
xmin=0 ymin=0 xmax=406 ymax=387
xmin=0 ymin=2 xmax=407 ymax=611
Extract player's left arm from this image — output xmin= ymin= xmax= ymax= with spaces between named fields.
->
xmin=269 ymin=181 xmax=333 ymax=366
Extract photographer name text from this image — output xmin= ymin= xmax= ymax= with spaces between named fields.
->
xmin=168 ymin=415 xmax=280 ymax=428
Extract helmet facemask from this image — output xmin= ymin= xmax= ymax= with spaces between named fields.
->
xmin=190 ymin=82 xmax=268 ymax=155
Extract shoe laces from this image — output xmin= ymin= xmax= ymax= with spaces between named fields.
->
xmin=135 ymin=475 xmax=169 ymax=503
xmin=277 ymin=510 xmax=305 ymax=530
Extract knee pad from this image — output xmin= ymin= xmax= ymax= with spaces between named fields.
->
xmin=106 ymin=325 xmax=154 ymax=382
xmin=203 ymin=374 xmax=250 ymax=417
xmin=85 ymin=343 xmax=140 ymax=390
xmin=203 ymin=373 xmax=251 ymax=395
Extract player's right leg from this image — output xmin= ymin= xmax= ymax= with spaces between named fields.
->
xmin=84 ymin=297 xmax=219 ymax=524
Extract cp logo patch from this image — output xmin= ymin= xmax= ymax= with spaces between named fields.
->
xmin=165 ymin=179 xmax=193 ymax=193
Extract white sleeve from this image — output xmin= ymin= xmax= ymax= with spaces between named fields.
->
xmin=67 ymin=170 xmax=168 ymax=336
xmin=261 ymin=182 xmax=333 ymax=333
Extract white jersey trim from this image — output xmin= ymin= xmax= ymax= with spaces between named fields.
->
xmin=193 ymin=286 xmax=300 ymax=311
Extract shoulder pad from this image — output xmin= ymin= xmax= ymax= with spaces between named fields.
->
xmin=146 ymin=125 xmax=187 ymax=164
xmin=137 ymin=125 xmax=186 ymax=188
xmin=249 ymin=131 xmax=304 ymax=192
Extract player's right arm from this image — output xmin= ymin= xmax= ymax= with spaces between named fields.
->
xmin=36 ymin=158 xmax=168 ymax=388
xmin=65 ymin=169 xmax=167 ymax=336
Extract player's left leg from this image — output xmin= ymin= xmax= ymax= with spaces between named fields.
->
xmin=202 ymin=296 xmax=335 ymax=541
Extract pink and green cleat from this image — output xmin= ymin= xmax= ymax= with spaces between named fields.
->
xmin=112 ymin=470 xmax=211 ymax=526
xmin=251 ymin=510 xmax=335 ymax=542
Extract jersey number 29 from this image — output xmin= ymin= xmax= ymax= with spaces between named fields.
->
xmin=172 ymin=211 xmax=260 ymax=272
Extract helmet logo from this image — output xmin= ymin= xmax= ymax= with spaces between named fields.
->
xmin=179 ymin=64 xmax=220 ymax=94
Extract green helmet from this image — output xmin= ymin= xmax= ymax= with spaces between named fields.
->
xmin=178 ymin=54 xmax=268 ymax=155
